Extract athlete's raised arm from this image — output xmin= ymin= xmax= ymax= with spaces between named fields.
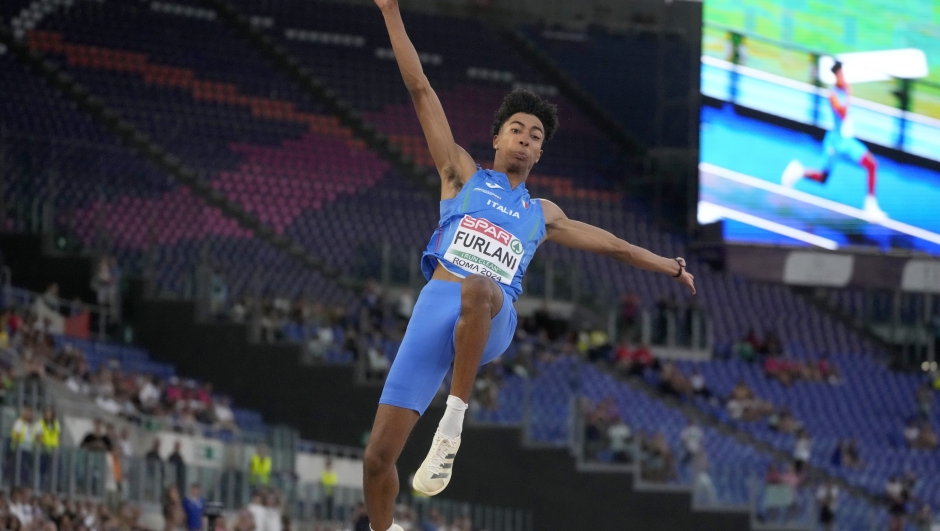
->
xmin=541 ymin=200 xmax=696 ymax=294
xmin=375 ymin=0 xmax=476 ymax=199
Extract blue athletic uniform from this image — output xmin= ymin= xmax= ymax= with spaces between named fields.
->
xmin=380 ymin=168 xmax=546 ymax=414
xmin=821 ymin=86 xmax=868 ymax=171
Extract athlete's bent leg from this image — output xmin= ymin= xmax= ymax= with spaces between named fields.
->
xmin=413 ymin=275 xmax=509 ymax=497
xmin=451 ymin=275 xmax=504 ymax=401
xmin=364 ymin=405 xmax=420 ymax=531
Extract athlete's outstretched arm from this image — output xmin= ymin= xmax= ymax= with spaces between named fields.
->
xmin=541 ymin=200 xmax=696 ymax=294
xmin=375 ymin=0 xmax=476 ymax=197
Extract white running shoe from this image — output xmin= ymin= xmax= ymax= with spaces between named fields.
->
xmin=862 ymin=195 xmax=888 ymax=223
xmin=781 ymin=160 xmax=805 ymax=188
xmin=412 ymin=430 xmax=461 ymax=496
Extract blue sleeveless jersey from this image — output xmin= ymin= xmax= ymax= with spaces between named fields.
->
xmin=422 ymin=168 xmax=546 ymax=301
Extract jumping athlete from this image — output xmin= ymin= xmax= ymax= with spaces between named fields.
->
xmin=363 ymin=1 xmax=697 ymax=530
xmin=781 ymin=61 xmax=887 ymax=222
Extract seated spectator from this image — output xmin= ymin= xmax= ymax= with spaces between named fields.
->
xmin=213 ymin=397 xmax=238 ymax=432
xmin=792 ymin=429 xmax=811 ymax=475
xmin=471 ymin=363 xmax=502 ymax=412
xmin=916 ymin=383 xmax=933 ymax=418
xmin=842 ymin=439 xmax=863 ymax=469
xmin=763 ymin=354 xmax=793 ymax=386
xmin=886 ymin=475 xmax=907 ymax=531
xmin=640 ymin=432 xmax=675 ymax=482
xmin=620 ymin=343 xmax=657 ymax=377
xmin=816 ymin=480 xmax=839 ymax=531
xmin=736 ymin=328 xmax=762 ymax=362
xmin=607 ymin=417 xmax=633 ymax=463
xmin=80 ymin=419 xmax=112 ymax=452
xmin=689 ymin=368 xmax=714 ymax=402
xmin=366 ymin=333 xmax=391 ymax=380
xmin=904 ymin=419 xmax=921 ymax=449
xmin=659 ymin=361 xmax=690 ymax=398
xmin=915 ymin=420 xmax=938 ymax=450
xmin=727 ymin=380 xmax=774 ymax=422
xmin=763 ymin=330 xmax=782 ymax=356
xmin=768 ymin=407 xmax=800 ymax=434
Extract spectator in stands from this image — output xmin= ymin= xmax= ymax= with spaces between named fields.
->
xmin=209 ymin=269 xmax=228 ymax=320
xmin=321 ymin=458 xmax=338 ymax=521
xmin=816 ymin=479 xmax=839 ymax=531
xmin=904 ymin=419 xmax=921 ymax=449
xmin=916 ymin=383 xmax=933 ymax=418
xmin=168 ymin=441 xmax=186 ymax=497
xmin=37 ymin=407 xmax=60 ymax=488
xmin=104 ymin=445 xmax=123 ymax=511
xmin=887 ymin=475 xmax=907 ymax=531
xmin=607 ymin=416 xmax=633 ymax=463
xmin=763 ymin=353 xmax=794 ymax=386
xmin=767 ymin=407 xmax=800 ymax=434
xmin=641 ymin=432 xmax=675 ymax=482
xmin=247 ymin=493 xmax=266 ymax=531
xmin=93 ymin=256 xmax=120 ymax=319
xmin=182 ymin=484 xmax=204 ymax=531
xmin=689 ymin=368 xmax=714 ymax=403
xmin=915 ymin=419 xmax=938 ymax=450
xmin=420 ymin=508 xmax=445 ymax=531
xmin=350 ymin=502 xmax=370 ymax=531
xmin=249 ymin=444 xmax=272 ymax=488
xmin=471 ymin=363 xmax=502 ymax=412
xmin=912 ymin=503 xmax=933 ymax=531
xmin=233 ymin=507 xmax=256 ymax=531
xmin=213 ymin=397 xmax=237 ymax=432
xmin=265 ymin=491 xmax=283 ymax=531
xmin=10 ymin=406 xmax=38 ymax=483
xmin=736 ymin=328 xmax=762 ymax=362
xmin=0 ymin=310 xmax=11 ymax=350
xmin=680 ymin=418 xmax=704 ymax=468
xmin=727 ymin=380 xmax=773 ymax=422
xmin=659 ymin=361 xmax=693 ymax=398
xmin=366 ymin=332 xmax=391 ymax=380
xmin=80 ymin=419 xmax=112 ymax=452
xmin=792 ymin=429 xmax=812 ymax=475
xmin=162 ymin=484 xmax=184 ymax=531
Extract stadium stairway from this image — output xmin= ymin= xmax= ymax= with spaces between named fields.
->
xmin=127 ymin=287 xmax=749 ymax=531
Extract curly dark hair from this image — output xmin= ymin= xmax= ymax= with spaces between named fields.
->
xmin=831 ymin=60 xmax=843 ymax=74
xmin=491 ymin=89 xmax=559 ymax=142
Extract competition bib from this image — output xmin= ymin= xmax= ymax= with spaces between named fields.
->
xmin=443 ymin=215 xmax=525 ymax=285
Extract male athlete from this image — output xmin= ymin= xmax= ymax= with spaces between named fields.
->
xmin=781 ymin=61 xmax=887 ymax=222
xmin=364 ymin=1 xmax=696 ymax=530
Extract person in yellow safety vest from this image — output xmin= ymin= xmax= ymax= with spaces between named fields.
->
xmin=39 ymin=407 xmax=61 ymax=452
xmin=321 ymin=457 xmax=338 ymax=521
xmin=10 ymin=406 xmax=38 ymax=451
xmin=249 ymin=443 xmax=272 ymax=487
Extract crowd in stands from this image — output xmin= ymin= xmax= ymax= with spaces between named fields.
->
xmin=0 ymin=486 xmax=147 ymax=531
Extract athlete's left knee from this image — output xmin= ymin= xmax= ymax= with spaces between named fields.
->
xmin=460 ymin=275 xmax=499 ymax=317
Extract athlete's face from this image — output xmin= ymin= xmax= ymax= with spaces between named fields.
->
xmin=493 ymin=112 xmax=544 ymax=175
xmin=834 ymin=68 xmax=845 ymax=87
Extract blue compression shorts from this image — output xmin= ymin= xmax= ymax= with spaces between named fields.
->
xmin=379 ymin=279 xmax=516 ymax=415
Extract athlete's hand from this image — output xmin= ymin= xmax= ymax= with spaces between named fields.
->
xmin=374 ymin=0 xmax=396 ymax=10
xmin=673 ymin=257 xmax=696 ymax=295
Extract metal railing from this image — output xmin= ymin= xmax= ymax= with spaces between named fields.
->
xmin=3 ymin=286 xmax=112 ymax=341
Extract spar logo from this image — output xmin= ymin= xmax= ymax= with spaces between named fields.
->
xmin=510 ymin=238 xmax=523 ymax=255
xmin=459 ymin=215 xmax=514 ymax=245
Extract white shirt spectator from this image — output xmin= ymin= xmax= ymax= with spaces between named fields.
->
xmin=10 ymin=500 xmax=34 ymax=526
xmin=11 ymin=417 xmax=40 ymax=452
xmin=793 ymin=435 xmax=812 ymax=462
xmin=607 ymin=421 xmax=632 ymax=452
xmin=95 ymin=396 xmax=121 ymax=415
xmin=214 ymin=402 xmax=235 ymax=424
xmin=886 ymin=478 xmax=903 ymax=500
xmin=727 ymin=399 xmax=744 ymax=420
xmin=368 ymin=345 xmax=391 ymax=373
xmin=904 ymin=424 xmax=920 ymax=445
xmin=265 ymin=506 xmax=282 ymax=531
xmin=816 ymin=483 xmax=839 ymax=507
xmin=681 ymin=424 xmax=704 ymax=455
xmin=691 ymin=373 xmax=705 ymax=392
xmin=138 ymin=380 xmax=161 ymax=408
xmin=247 ymin=502 xmax=267 ymax=531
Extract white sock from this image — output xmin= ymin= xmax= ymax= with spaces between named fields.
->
xmin=438 ymin=395 xmax=468 ymax=439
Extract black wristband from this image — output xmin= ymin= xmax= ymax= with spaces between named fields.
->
xmin=672 ymin=258 xmax=684 ymax=278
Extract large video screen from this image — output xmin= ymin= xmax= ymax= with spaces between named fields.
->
xmin=698 ymin=0 xmax=940 ymax=254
